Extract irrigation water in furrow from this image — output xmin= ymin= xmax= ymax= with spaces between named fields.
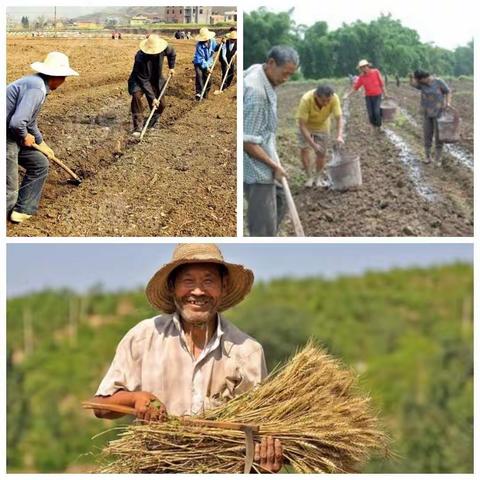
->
xmin=382 ymin=127 xmax=438 ymax=202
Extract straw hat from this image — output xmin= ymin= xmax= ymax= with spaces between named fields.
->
xmin=146 ymin=244 xmax=254 ymax=313
xmin=195 ymin=27 xmax=216 ymax=42
xmin=31 ymin=52 xmax=79 ymax=76
xmin=226 ymin=30 xmax=237 ymax=40
xmin=357 ymin=59 xmax=371 ymax=69
xmin=140 ymin=34 xmax=168 ymax=54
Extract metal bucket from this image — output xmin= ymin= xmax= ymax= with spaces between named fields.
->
xmin=327 ymin=152 xmax=362 ymax=191
xmin=380 ymin=98 xmax=397 ymax=122
xmin=437 ymin=107 xmax=460 ymax=143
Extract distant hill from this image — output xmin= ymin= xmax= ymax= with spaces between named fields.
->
xmin=7 ymin=263 xmax=473 ymax=473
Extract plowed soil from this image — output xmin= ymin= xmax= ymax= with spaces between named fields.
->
xmin=275 ymin=78 xmax=473 ymax=237
xmin=7 ymin=37 xmax=237 ymax=237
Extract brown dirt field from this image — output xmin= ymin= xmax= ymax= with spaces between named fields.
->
xmin=274 ymin=79 xmax=473 ymax=237
xmin=7 ymin=37 xmax=237 ymax=237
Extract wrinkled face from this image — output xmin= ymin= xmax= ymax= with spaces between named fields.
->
xmin=265 ymin=59 xmax=297 ymax=87
xmin=172 ymin=263 xmax=226 ymax=325
xmin=314 ymin=94 xmax=331 ymax=108
xmin=48 ymin=76 xmax=66 ymax=90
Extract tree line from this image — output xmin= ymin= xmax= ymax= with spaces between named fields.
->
xmin=244 ymin=8 xmax=473 ymax=78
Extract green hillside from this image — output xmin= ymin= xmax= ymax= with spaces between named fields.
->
xmin=7 ymin=263 xmax=473 ymax=472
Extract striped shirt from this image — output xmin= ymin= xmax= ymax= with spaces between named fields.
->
xmin=243 ymin=64 xmax=279 ymax=184
xmin=95 ymin=312 xmax=267 ymax=416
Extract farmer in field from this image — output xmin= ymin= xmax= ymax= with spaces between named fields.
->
xmin=6 ymin=51 xmax=79 ymax=223
xmin=243 ymin=45 xmax=299 ymax=237
xmin=193 ymin=27 xmax=219 ymax=100
xmin=296 ymin=84 xmax=344 ymax=188
xmin=219 ymin=28 xmax=237 ymax=90
xmin=92 ymin=243 xmax=284 ymax=472
xmin=343 ymin=59 xmax=386 ymax=131
xmin=128 ymin=34 xmax=176 ymax=137
xmin=409 ymin=69 xmax=451 ymax=164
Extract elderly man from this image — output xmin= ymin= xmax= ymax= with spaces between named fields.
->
xmin=91 ymin=243 xmax=283 ymax=473
xmin=128 ymin=34 xmax=176 ymax=137
xmin=6 ymin=51 xmax=79 ymax=223
xmin=192 ymin=27 xmax=218 ymax=100
xmin=343 ymin=59 xmax=386 ymax=131
xmin=296 ymin=84 xmax=344 ymax=187
xmin=219 ymin=28 xmax=237 ymax=90
xmin=409 ymin=69 xmax=451 ymax=165
xmin=243 ymin=45 xmax=299 ymax=237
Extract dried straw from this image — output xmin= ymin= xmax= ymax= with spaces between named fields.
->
xmin=97 ymin=341 xmax=389 ymax=473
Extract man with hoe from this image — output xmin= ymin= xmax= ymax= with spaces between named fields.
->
xmin=296 ymin=84 xmax=344 ymax=187
xmin=409 ymin=69 xmax=451 ymax=165
xmin=6 ymin=51 xmax=79 ymax=223
xmin=218 ymin=27 xmax=237 ymax=91
xmin=343 ymin=59 xmax=386 ymax=132
xmin=128 ymin=34 xmax=176 ymax=137
xmin=91 ymin=244 xmax=284 ymax=472
xmin=192 ymin=27 xmax=218 ymax=100
xmin=243 ymin=45 xmax=299 ymax=237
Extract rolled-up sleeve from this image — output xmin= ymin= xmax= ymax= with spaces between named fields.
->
xmin=243 ymin=87 xmax=267 ymax=144
xmin=95 ymin=329 xmax=143 ymax=397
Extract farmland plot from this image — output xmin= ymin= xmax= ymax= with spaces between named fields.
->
xmin=7 ymin=37 xmax=237 ymax=237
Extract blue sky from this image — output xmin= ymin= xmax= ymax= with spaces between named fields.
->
xmin=7 ymin=243 xmax=472 ymax=298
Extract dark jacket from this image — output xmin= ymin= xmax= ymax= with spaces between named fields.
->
xmin=219 ymin=39 xmax=237 ymax=67
xmin=128 ymin=47 xmax=176 ymax=101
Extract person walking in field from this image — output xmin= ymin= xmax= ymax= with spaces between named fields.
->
xmin=91 ymin=243 xmax=284 ymax=473
xmin=243 ymin=45 xmax=299 ymax=237
xmin=192 ymin=27 xmax=219 ymax=100
xmin=6 ymin=51 xmax=79 ymax=223
xmin=128 ymin=34 xmax=176 ymax=137
xmin=218 ymin=28 xmax=237 ymax=90
xmin=296 ymin=84 xmax=344 ymax=188
xmin=343 ymin=59 xmax=386 ymax=131
xmin=409 ymin=69 xmax=451 ymax=165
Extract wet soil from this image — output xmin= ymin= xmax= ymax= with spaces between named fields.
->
xmin=7 ymin=37 xmax=237 ymax=237
xmin=274 ymin=79 xmax=473 ymax=237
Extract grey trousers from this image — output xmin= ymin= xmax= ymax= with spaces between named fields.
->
xmin=423 ymin=114 xmax=443 ymax=157
xmin=7 ymin=139 xmax=49 ymax=216
xmin=244 ymin=183 xmax=286 ymax=237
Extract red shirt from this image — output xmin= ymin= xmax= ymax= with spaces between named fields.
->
xmin=354 ymin=68 xmax=384 ymax=96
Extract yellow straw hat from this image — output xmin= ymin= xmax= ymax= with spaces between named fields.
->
xmin=195 ymin=27 xmax=216 ymax=42
xmin=226 ymin=30 xmax=237 ymax=40
xmin=139 ymin=34 xmax=168 ymax=54
xmin=146 ymin=244 xmax=254 ymax=313
xmin=357 ymin=59 xmax=371 ymax=69
xmin=31 ymin=51 xmax=79 ymax=76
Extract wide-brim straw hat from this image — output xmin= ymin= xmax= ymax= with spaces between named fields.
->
xmin=357 ymin=59 xmax=371 ymax=69
xmin=146 ymin=244 xmax=254 ymax=313
xmin=195 ymin=27 xmax=216 ymax=42
xmin=140 ymin=34 xmax=168 ymax=54
xmin=31 ymin=51 xmax=79 ymax=76
xmin=226 ymin=30 xmax=237 ymax=40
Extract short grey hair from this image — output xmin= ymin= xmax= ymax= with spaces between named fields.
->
xmin=266 ymin=45 xmax=300 ymax=67
xmin=315 ymin=84 xmax=334 ymax=97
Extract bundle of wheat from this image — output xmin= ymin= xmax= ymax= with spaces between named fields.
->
xmin=97 ymin=341 xmax=389 ymax=473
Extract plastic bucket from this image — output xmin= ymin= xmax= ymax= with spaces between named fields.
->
xmin=380 ymin=99 xmax=397 ymax=122
xmin=327 ymin=153 xmax=362 ymax=191
xmin=437 ymin=107 xmax=460 ymax=143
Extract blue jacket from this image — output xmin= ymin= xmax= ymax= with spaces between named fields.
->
xmin=6 ymin=74 xmax=49 ymax=144
xmin=192 ymin=39 xmax=217 ymax=69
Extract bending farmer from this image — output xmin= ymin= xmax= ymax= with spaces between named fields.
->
xmin=6 ymin=51 xmax=79 ymax=223
xmin=193 ymin=27 xmax=218 ymax=100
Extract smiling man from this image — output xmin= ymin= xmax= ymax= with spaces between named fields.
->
xmin=92 ymin=243 xmax=283 ymax=473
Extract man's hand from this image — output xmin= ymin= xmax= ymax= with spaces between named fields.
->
xmin=254 ymin=436 xmax=283 ymax=473
xmin=273 ymin=164 xmax=287 ymax=180
xmin=336 ymin=135 xmax=344 ymax=145
xmin=23 ymin=134 xmax=36 ymax=148
xmin=152 ymin=98 xmax=160 ymax=109
xmin=133 ymin=391 xmax=167 ymax=422
xmin=36 ymin=141 xmax=55 ymax=159
xmin=169 ymin=69 xmax=175 ymax=76
xmin=312 ymin=142 xmax=325 ymax=155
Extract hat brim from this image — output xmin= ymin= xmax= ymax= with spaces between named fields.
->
xmin=226 ymin=31 xmax=237 ymax=40
xmin=139 ymin=38 xmax=168 ymax=55
xmin=357 ymin=62 xmax=371 ymax=69
xmin=195 ymin=31 xmax=216 ymax=41
xmin=31 ymin=62 xmax=79 ymax=76
xmin=146 ymin=258 xmax=254 ymax=313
